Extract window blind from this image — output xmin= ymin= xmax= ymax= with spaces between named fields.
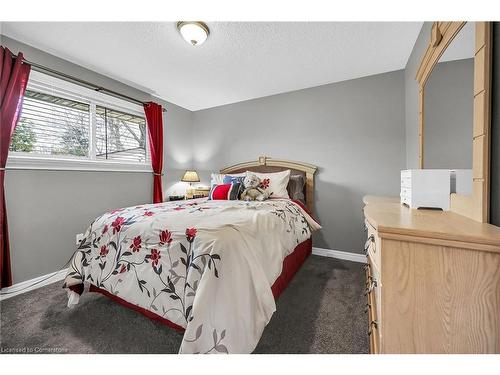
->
xmin=9 ymin=72 xmax=149 ymax=167
xmin=95 ymin=106 xmax=147 ymax=163
xmin=10 ymin=90 xmax=90 ymax=157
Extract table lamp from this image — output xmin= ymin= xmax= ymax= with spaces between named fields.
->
xmin=181 ymin=170 xmax=200 ymax=198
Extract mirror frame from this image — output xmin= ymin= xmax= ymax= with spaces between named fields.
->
xmin=415 ymin=22 xmax=492 ymax=223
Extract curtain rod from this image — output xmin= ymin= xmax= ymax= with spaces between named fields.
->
xmin=12 ymin=52 xmax=167 ymax=112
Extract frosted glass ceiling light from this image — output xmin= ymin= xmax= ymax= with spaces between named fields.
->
xmin=177 ymin=21 xmax=209 ymax=46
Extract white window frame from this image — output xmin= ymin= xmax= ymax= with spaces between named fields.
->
xmin=7 ymin=71 xmax=152 ymax=173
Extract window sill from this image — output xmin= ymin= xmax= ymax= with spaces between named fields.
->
xmin=6 ymin=155 xmax=152 ymax=173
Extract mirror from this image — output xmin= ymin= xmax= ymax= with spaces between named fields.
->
xmin=416 ymin=22 xmax=492 ymax=222
xmin=423 ymin=22 xmax=474 ymax=194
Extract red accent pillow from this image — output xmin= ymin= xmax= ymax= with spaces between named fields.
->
xmin=210 ymin=183 xmax=232 ymax=200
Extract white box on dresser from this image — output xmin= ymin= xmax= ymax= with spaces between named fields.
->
xmin=450 ymin=169 xmax=473 ymax=195
xmin=400 ymin=169 xmax=451 ymax=210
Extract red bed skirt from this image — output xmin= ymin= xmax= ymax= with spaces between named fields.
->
xmin=271 ymin=237 xmax=312 ymax=299
xmin=86 ymin=237 xmax=312 ymax=332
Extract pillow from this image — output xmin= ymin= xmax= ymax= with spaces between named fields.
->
xmin=246 ymin=170 xmax=291 ymax=199
xmin=222 ymin=175 xmax=244 ymax=184
xmin=209 ymin=182 xmax=242 ymax=200
xmin=222 ymin=175 xmax=245 ymax=198
xmin=287 ymin=174 xmax=306 ymax=203
xmin=210 ymin=172 xmax=245 ymax=186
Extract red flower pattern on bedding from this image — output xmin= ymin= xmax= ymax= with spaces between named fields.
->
xmin=186 ymin=228 xmax=197 ymax=243
xmin=159 ymin=229 xmax=173 ymax=245
xmin=130 ymin=236 xmax=142 ymax=252
xmin=111 ymin=217 xmax=126 ymax=234
xmin=149 ymin=249 xmax=161 ymax=267
xmin=100 ymin=245 xmax=108 ymax=257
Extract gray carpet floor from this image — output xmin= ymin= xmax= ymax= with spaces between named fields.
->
xmin=0 ymin=255 xmax=368 ymax=354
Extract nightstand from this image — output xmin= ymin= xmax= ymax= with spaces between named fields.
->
xmin=193 ymin=187 xmax=210 ymax=198
xmin=168 ymin=195 xmax=185 ymax=201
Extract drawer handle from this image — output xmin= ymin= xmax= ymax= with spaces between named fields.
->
xmin=365 ymin=275 xmax=373 ymax=286
xmin=364 ymin=279 xmax=377 ymax=295
xmin=368 ymin=320 xmax=378 ymax=336
xmin=364 ymin=303 xmax=371 ymax=314
xmin=364 ymin=235 xmax=375 ymax=254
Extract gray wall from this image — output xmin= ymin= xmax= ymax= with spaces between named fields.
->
xmin=2 ymin=35 xmax=193 ymax=283
xmin=405 ymin=22 xmax=432 ymax=169
xmin=491 ymin=23 xmax=500 ymax=226
xmin=192 ymin=70 xmax=406 ymax=253
xmin=424 ymin=58 xmax=473 ymax=169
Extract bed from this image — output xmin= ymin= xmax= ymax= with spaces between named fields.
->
xmin=63 ymin=156 xmax=320 ymax=354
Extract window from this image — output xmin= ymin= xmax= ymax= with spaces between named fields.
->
xmin=95 ymin=106 xmax=147 ymax=163
xmin=11 ymin=90 xmax=90 ymax=158
xmin=8 ymin=71 xmax=150 ymax=172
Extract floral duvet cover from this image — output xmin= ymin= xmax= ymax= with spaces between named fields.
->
xmin=63 ymin=198 xmax=321 ymax=354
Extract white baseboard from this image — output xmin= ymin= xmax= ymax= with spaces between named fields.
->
xmin=0 ymin=268 xmax=68 ymax=301
xmin=312 ymin=247 xmax=366 ymax=263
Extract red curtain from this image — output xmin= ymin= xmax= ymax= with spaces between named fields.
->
xmin=143 ymin=102 xmax=164 ymax=204
xmin=0 ymin=47 xmax=31 ymax=288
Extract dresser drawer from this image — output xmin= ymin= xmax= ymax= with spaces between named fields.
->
xmin=400 ymin=170 xmax=411 ymax=179
xmin=400 ymin=187 xmax=412 ymax=198
xmin=401 ymin=176 xmax=411 ymax=188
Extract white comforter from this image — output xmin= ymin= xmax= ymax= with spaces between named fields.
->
xmin=63 ymin=198 xmax=320 ymax=353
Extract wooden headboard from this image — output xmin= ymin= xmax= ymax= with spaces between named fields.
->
xmin=220 ymin=156 xmax=318 ymax=212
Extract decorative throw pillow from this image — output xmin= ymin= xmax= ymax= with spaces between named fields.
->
xmin=222 ymin=175 xmax=245 ymax=198
xmin=209 ymin=182 xmax=242 ymax=200
xmin=245 ymin=170 xmax=291 ymax=199
xmin=210 ymin=172 xmax=245 ymax=186
xmin=222 ymin=175 xmax=244 ymax=184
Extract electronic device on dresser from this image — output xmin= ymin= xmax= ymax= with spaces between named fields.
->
xmin=400 ymin=169 xmax=451 ymax=210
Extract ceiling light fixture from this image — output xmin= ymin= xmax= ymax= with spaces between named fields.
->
xmin=176 ymin=21 xmax=210 ymax=46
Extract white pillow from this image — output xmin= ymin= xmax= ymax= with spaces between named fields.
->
xmin=246 ymin=170 xmax=291 ymax=198
xmin=210 ymin=172 xmax=245 ymax=186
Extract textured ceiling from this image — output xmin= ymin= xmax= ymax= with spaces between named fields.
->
xmin=2 ymin=22 xmax=423 ymax=111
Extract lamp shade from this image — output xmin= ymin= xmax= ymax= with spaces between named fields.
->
xmin=181 ymin=170 xmax=200 ymax=183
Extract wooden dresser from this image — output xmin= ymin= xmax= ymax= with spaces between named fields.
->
xmin=363 ymin=195 xmax=500 ymax=353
